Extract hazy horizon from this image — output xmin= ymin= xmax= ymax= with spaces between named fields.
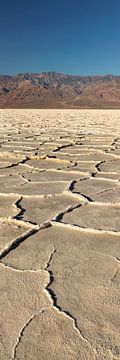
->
xmin=1 ymin=71 xmax=120 ymax=77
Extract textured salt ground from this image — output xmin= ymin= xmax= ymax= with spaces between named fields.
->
xmin=14 ymin=308 xmax=95 ymax=360
xmin=0 ymin=195 xmax=20 ymax=218
xmin=99 ymin=160 xmax=120 ymax=173
xmin=95 ymin=172 xmax=120 ymax=180
xmin=0 ymin=109 xmax=120 ymax=360
xmin=18 ymin=194 xmax=81 ymax=225
xmin=23 ymin=169 xmax=83 ymax=182
xmin=0 ymin=220 xmax=32 ymax=255
xmin=91 ymin=188 xmax=120 ymax=203
xmin=3 ymin=224 xmax=120 ymax=270
xmin=26 ymin=158 xmax=73 ymax=170
xmin=0 ymin=164 xmax=34 ymax=176
xmin=0 ymin=154 xmax=26 ymax=164
xmin=18 ymin=181 xmax=69 ymax=196
xmin=65 ymin=163 xmax=97 ymax=173
xmin=2 ymin=225 xmax=120 ymax=359
xmin=0 ymin=161 xmax=13 ymax=168
xmin=55 ymin=152 xmax=119 ymax=162
xmin=61 ymin=203 xmax=120 ymax=231
xmin=0 ymin=175 xmax=25 ymax=192
xmin=0 ymin=178 xmax=69 ymax=196
xmin=72 ymin=178 xmax=120 ymax=203
xmin=110 ymin=148 xmax=120 ymax=155
xmin=0 ymin=265 xmax=49 ymax=360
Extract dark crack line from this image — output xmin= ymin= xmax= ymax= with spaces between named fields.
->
xmin=110 ymin=268 xmax=120 ymax=283
xmin=68 ymin=180 xmax=77 ymax=191
xmin=66 ymin=177 xmax=89 ymax=193
xmin=14 ymin=197 xmax=26 ymax=221
xmin=91 ymin=171 xmax=97 ymax=178
xmin=20 ymin=174 xmax=32 ymax=183
xmin=111 ymin=137 xmax=120 ymax=147
xmin=56 ymin=220 xmax=120 ymax=234
xmin=45 ymin=247 xmax=94 ymax=349
xmin=94 ymin=187 xmax=116 ymax=196
xmin=53 ymin=143 xmax=74 ymax=153
xmin=0 ymin=226 xmax=39 ymax=260
xmin=0 ymin=261 xmax=39 ymax=272
xmin=73 ymin=191 xmax=94 ymax=202
xmin=45 ymin=247 xmax=56 ymax=270
xmin=12 ymin=312 xmax=44 ymax=360
xmin=47 ymin=154 xmax=57 ymax=159
xmin=3 ymin=156 xmax=29 ymax=170
xmin=95 ymin=160 xmax=106 ymax=172
xmin=14 ymin=197 xmax=40 ymax=226
xmin=53 ymin=204 xmax=81 ymax=222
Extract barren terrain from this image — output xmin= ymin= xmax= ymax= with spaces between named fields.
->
xmin=0 ymin=109 xmax=120 ymax=360
xmin=1 ymin=73 xmax=120 ymax=108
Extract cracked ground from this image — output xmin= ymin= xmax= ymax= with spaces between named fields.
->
xmin=0 ymin=109 xmax=120 ymax=360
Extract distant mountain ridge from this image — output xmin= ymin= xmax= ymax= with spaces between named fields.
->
xmin=1 ymin=72 xmax=120 ymax=108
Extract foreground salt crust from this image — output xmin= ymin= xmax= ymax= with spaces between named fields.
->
xmin=0 ymin=109 xmax=120 ymax=360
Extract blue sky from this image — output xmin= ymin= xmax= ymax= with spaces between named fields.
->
xmin=0 ymin=0 xmax=120 ymax=75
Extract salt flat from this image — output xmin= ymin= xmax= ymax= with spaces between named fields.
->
xmin=0 ymin=109 xmax=120 ymax=360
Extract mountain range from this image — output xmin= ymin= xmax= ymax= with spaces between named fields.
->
xmin=1 ymin=72 xmax=120 ymax=108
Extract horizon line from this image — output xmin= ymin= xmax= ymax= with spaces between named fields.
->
xmin=1 ymin=71 xmax=120 ymax=77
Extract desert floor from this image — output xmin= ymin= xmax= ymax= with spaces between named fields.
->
xmin=0 ymin=109 xmax=120 ymax=360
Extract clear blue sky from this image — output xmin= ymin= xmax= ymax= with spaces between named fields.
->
xmin=0 ymin=0 xmax=120 ymax=75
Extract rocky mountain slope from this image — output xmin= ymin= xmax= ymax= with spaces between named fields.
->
xmin=1 ymin=72 xmax=120 ymax=108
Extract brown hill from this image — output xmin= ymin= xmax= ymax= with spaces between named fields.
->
xmin=1 ymin=72 xmax=120 ymax=108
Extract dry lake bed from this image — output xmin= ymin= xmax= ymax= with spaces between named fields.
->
xmin=0 ymin=109 xmax=120 ymax=360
